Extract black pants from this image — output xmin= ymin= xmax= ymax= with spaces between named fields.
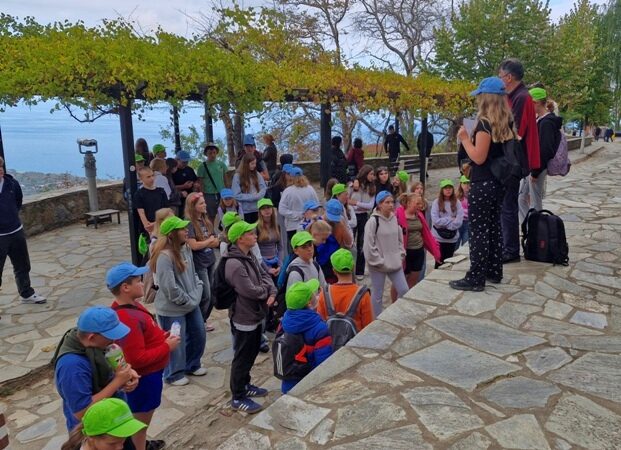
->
xmin=230 ymin=325 xmax=262 ymax=400
xmin=244 ymin=211 xmax=259 ymax=224
xmin=466 ymin=180 xmax=504 ymax=286
xmin=435 ymin=242 xmax=456 ymax=269
xmin=501 ymin=181 xmax=520 ymax=258
xmin=354 ymin=213 xmax=368 ymax=276
xmin=0 ymin=229 xmax=34 ymax=298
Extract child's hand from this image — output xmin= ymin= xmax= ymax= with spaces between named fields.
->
xmin=113 ymin=363 xmax=134 ymax=387
xmin=166 ymin=334 xmax=181 ymax=351
xmin=267 ymin=295 xmax=276 ymax=307
xmin=145 ymin=222 xmax=155 ymax=233
xmin=123 ymin=369 xmax=141 ymax=393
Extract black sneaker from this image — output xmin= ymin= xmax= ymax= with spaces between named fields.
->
xmin=486 ymin=276 xmax=502 ymax=284
xmin=245 ymin=383 xmax=269 ymax=397
xmin=259 ymin=341 xmax=270 ymax=353
xmin=146 ymin=440 xmax=166 ymax=450
xmin=502 ymin=254 xmax=521 ymax=264
xmin=449 ymin=278 xmax=484 ymax=292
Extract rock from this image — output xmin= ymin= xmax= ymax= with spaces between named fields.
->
xmin=565 ymin=335 xmax=621 ymax=353
xmin=147 ymin=407 xmax=185 ymax=438
xmin=190 ymin=366 xmax=226 ymax=390
xmin=481 ymin=376 xmax=560 ymax=409
xmin=36 ymin=399 xmax=61 ymax=416
xmin=543 ymin=300 xmax=573 ymax=320
xmin=523 ymin=316 xmax=603 ymax=335
xmin=356 ymin=359 xmax=423 ymax=387
xmin=397 ymin=340 xmax=520 ymax=391
xmin=426 ymin=315 xmax=545 ymax=357
xmin=401 ymin=387 xmax=484 ymax=440
xmin=572 ymin=270 xmax=621 ymax=290
xmin=163 ymin=384 xmax=210 ymax=407
xmin=6 ymin=329 xmax=42 ymax=344
xmin=545 ymin=394 xmax=621 ymax=449
xmin=570 ymin=311 xmax=608 ymax=329
xmin=347 ymin=319 xmax=401 ymax=350
xmin=309 ymin=418 xmax=333 ymax=445
xmin=16 ymin=395 xmax=51 ymax=409
xmin=378 ymin=300 xmax=435 ymax=329
xmin=485 ymin=415 xmax=550 ymax=450
xmin=548 ymin=352 xmax=621 ymax=403
xmin=554 ymin=438 xmax=572 ymax=450
xmin=15 ymin=417 xmax=57 ymax=443
xmin=509 ymin=290 xmax=548 ymax=306
xmin=403 ymin=280 xmax=461 ymax=305
xmin=216 ymin=429 xmax=271 ymax=450
xmin=562 ymin=293 xmax=609 ymax=313
xmin=448 ymin=432 xmax=492 ymax=450
xmin=575 ymin=260 xmax=615 ymax=275
xmin=250 ymin=395 xmax=330 ymax=438
xmin=274 ymin=437 xmax=307 ymax=450
xmin=523 ymin=347 xmax=572 ymax=375
xmin=212 ymin=347 xmax=234 ymax=364
xmin=304 ymin=378 xmax=375 ymax=404
xmin=543 ymin=273 xmax=591 ymax=297
xmin=333 ymin=395 xmax=407 ymax=439
xmin=290 ymin=347 xmax=360 ymax=396
xmin=8 ymin=409 xmax=39 ymax=428
xmin=41 ymin=436 xmax=67 ymax=450
xmin=494 ymin=302 xmax=541 ymax=328
xmin=452 ymin=291 xmax=502 ymax=316
xmin=330 ymin=424 xmax=432 ymax=450
xmin=535 ymin=282 xmax=560 ymax=300
xmin=391 ymin=324 xmax=442 ymax=356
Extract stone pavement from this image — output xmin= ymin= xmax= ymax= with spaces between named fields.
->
xmin=0 ymin=141 xmax=609 ymax=449
xmin=213 ymin=142 xmax=621 ymax=450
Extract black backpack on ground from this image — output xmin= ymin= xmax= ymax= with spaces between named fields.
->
xmin=490 ymin=137 xmax=529 ymax=188
xmin=272 ymin=328 xmax=313 ymax=380
xmin=323 ymin=284 xmax=369 ymax=351
xmin=521 ymin=208 xmax=569 ymax=266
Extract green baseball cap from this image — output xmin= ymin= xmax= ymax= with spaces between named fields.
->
xmin=257 ymin=198 xmax=274 ymax=209
xmin=160 ymin=216 xmax=190 ymax=236
xmin=460 ymin=175 xmax=470 ymax=183
xmin=529 ymin=87 xmax=547 ymax=101
xmin=397 ymin=171 xmax=409 ymax=183
xmin=291 ymin=231 xmax=314 ymax=249
xmin=228 ymin=221 xmax=258 ymax=244
xmin=439 ymin=179 xmax=454 ymax=189
xmin=82 ymin=398 xmax=146 ymax=437
xmin=332 ymin=183 xmax=347 ymax=196
xmin=135 ymin=154 xmax=145 ymax=163
xmin=221 ymin=212 xmax=241 ymax=229
xmin=286 ymin=279 xmax=320 ymax=310
xmin=331 ymin=248 xmax=354 ymax=273
xmin=152 ymin=143 xmax=166 ymax=154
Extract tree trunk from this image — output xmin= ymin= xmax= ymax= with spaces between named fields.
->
xmin=219 ymin=108 xmax=236 ymax=166
xmin=233 ymin=112 xmax=244 ymax=156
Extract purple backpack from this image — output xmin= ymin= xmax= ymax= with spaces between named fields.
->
xmin=547 ymin=132 xmax=570 ymax=176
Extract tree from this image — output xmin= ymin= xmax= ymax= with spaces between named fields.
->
xmin=602 ymin=0 xmax=621 ymax=129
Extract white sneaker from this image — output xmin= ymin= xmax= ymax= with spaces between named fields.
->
xmin=21 ymin=293 xmax=47 ymax=304
xmin=170 ymin=377 xmax=190 ymax=386
xmin=355 ymin=275 xmax=365 ymax=281
xmin=189 ymin=367 xmax=207 ymax=376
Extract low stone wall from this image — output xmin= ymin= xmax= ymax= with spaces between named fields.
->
xmin=21 ymin=182 xmax=126 ymax=236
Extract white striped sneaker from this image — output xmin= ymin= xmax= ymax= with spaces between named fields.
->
xmin=21 ymin=293 xmax=47 ymax=304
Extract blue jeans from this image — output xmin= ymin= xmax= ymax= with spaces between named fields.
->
xmin=158 ymin=307 xmax=206 ymax=383
xmin=455 ymin=220 xmax=470 ymax=249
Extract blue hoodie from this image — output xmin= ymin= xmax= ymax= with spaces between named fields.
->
xmin=0 ymin=174 xmax=23 ymax=234
xmin=281 ymin=308 xmax=333 ymax=393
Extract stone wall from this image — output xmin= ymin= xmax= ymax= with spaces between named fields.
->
xmin=21 ymin=182 xmax=126 ymax=236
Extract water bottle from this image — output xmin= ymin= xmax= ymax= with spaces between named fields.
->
xmin=170 ymin=321 xmax=181 ymax=337
xmin=105 ymin=344 xmax=126 ymax=369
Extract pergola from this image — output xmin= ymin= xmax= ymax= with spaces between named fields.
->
xmin=0 ymin=17 xmax=473 ymax=264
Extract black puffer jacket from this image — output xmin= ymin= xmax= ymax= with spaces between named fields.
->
xmin=330 ymin=147 xmax=348 ymax=183
xmin=533 ymin=113 xmax=563 ymax=177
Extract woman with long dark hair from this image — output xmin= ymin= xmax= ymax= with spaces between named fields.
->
xmin=348 ymin=165 xmax=376 ymax=279
xmin=232 ymin=153 xmax=267 ymax=223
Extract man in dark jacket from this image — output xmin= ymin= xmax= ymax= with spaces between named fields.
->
xmin=0 ymin=157 xmax=46 ymax=304
xmin=330 ymin=136 xmax=348 ymax=183
xmin=519 ymin=88 xmax=562 ymax=223
xmin=498 ymin=58 xmax=540 ymax=263
xmin=384 ymin=125 xmax=410 ymax=165
xmin=224 ymin=220 xmax=276 ymax=414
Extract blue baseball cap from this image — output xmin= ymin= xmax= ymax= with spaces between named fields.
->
xmin=243 ymin=134 xmax=256 ymax=146
xmin=470 ymin=77 xmax=506 ymax=96
xmin=325 ymin=199 xmax=343 ymax=222
xmin=77 ymin=306 xmax=130 ymax=340
xmin=282 ymin=164 xmax=294 ymax=174
xmin=376 ymin=190 xmax=393 ymax=204
xmin=303 ymin=200 xmax=321 ymax=212
xmin=220 ymin=188 xmax=234 ymax=199
xmin=106 ymin=262 xmax=149 ymax=290
xmin=176 ymin=150 xmax=191 ymax=162
xmin=290 ymin=166 xmax=303 ymax=176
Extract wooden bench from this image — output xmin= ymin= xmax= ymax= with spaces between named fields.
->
xmin=389 ymin=156 xmax=433 ymax=176
xmin=85 ymin=209 xmax=121 ymax=229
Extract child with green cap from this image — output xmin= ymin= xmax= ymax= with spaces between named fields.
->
xmin=280 ymin=279 xmax=333 ymax=394
xmin=431 ymin=179 xmax=463 ymax=267
xmin=332 ymin=183 xmax=357 ymax=231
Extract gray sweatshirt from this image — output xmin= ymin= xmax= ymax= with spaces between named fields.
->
xmin=363 ymin=211 xmax=406 ymax=273
xmin=286 ymin=256 xmax=326 ymax=290
xmin=279 ymin=185 xmax=320 ymax=231
xmin=430 ymin=199 xmax=463 ymax=243
xmin=154 ymin=245 xmax=204 ymax=316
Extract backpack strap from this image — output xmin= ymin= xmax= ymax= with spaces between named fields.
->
xmin=344 ymin=286 xmax=369 ymax=319
xmin=323 ymin=286 xmax=336 ymax=317
xmin=521 ymin=208 xmax=536 ymax=252
xmin=374 ymin=215 xmax=380 ymax=236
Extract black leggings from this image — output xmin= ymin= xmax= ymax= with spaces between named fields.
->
xmin=354 ymin=213 xmax=368 ymax=276
xmin=435 ymin=242 xmax=456 ymax=268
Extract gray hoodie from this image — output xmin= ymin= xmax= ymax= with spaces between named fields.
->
xmin=279 ymin=185 xmax=320 ymax=231
xmin=363 ymin=211 xmax=405 ymax=273
xmin=154 ymin=245 xmax=203 ymax=316
xmin=286 ymin=256 xmax=326 ymax=290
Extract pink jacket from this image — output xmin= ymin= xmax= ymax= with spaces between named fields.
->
xmin=395 ymin=206 xmax=441 ymax=263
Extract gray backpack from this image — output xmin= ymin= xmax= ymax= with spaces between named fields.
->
xmin=323 ymin=285 xmax=369 ymax=351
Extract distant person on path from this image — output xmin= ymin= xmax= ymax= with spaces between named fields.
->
xmin=236 ymin=134 xmax=269 ymax=181
xmin=498 ymin=58 xmax=540 ymax=263
xmin=232 ymin=153 xmax=268 ymax=224
xmin=224 ymin=221 xmax=276 ymax=413
xmin=135 ymin=138 xmax=153 ymax=165
xmin=417 ymin=129 xmax=434 ymax=179
xmin=363 ymin=191 xmax=408 ymax=316
xmin=450 ymin=77 xmax=509 ymax=291
xmin=262 ymin=134 xmax=278 ymax=178
xmin=329 ymin=136 xmax=348 ymax=183
xmin=384 ymin=125 xmax=410 ymax=166
xmin=346 ymin=137 xmax=365 ymax=179
xmin=0 ymin=157 xmax=47 ymax=304
xmin=594 ymin=126 xmax=601 ymax=141
xmin=518 ymin=87 xmax=562 ymax=223
xmin=198 ymin=143 xmax=228 ymax=222
xmin=172 ymin=151 xmax=198 ymax=209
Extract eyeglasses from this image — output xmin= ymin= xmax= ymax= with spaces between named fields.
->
xmin=499 ymin=71 xmax=511 ymax=80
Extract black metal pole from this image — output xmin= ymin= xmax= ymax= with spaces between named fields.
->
xmin=320 ymin=102 xmax=332 ymax=187
xmin=395 ymin=113 xmax=400 ymax=134
xmin=0 ymin=124 xmax=5 ymax=169
xmin=172 ymin=105 xmax=181 ymax=153
xmin=420 ymin=115 xmax=428 ymax=184
xmin=119 ymin=101 xmax=140 ymax=265
xmin=204 ymin=101 xmax=214 ymax=143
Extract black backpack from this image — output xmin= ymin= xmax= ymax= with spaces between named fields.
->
xmin=490 ymin=137 xmax=529 ymax=188
xmin=521 ymin=208 xmax=569 ymax=266
xmin=212 ymin=255 xmax=257 ymax=310
xmin=272 ymin=329 xmax=313 ymax=380
xmin=323 ymin=285 xmax=369 ymax=351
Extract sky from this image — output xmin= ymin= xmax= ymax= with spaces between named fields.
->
xmin=2 ymin=0 xmax=610 ymax=38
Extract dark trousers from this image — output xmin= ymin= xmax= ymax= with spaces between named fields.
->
xmin=354 ymin=213 xmax=368 ymax=276
xmin=0 ymin=229 xmax=34 ymax=298
xmin=466 ymin=181 xmax=504 ymax=286
xmin=501 ymin=181 xmax=520 ymax=257
xmin=230 ymin=325 xmax=262 ymax=400
xmin=435 ymin=242 xmax=456 ymax=269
